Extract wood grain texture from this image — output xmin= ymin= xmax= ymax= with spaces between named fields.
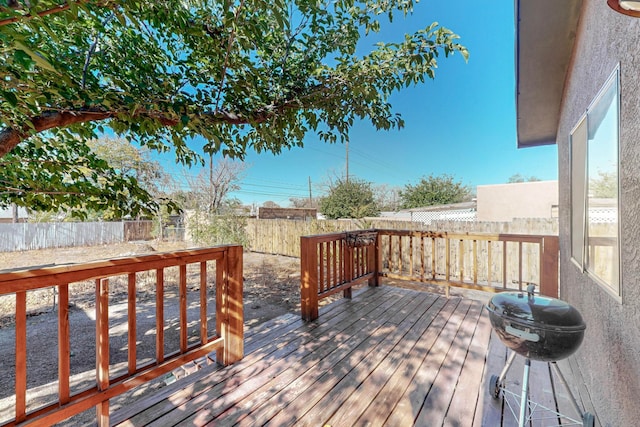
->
xmin=112 ymin=285 xmax=592 ymax=427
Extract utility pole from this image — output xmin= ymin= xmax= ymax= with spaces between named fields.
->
xmin=308 ymin=176 xmax=312 ymax=207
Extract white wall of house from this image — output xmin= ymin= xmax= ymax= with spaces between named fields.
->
xmin=476 ymin=180 xmax=558 ymax=222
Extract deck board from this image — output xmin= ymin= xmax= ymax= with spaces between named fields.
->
xmin=112 ymin=285 xmax=595 ymax=427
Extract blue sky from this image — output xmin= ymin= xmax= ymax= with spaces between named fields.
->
xmin=159 ymin=0 xmax=558 ymax=206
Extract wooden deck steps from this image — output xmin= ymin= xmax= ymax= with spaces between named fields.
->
xmin=111 ymin=285 xmax=597 ymax=427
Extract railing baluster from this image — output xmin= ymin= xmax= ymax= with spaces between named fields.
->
xmin=488 ymin=241 xmax=493 ymax=286
xmin=431 ymin=236 xmax=436 ymax=280
xmin=15 ymin=290 xmax=27 ymax=422
xmin=518 ymin=241 xmax=523 ymax=291
xmin=445 ymin=237 xmax=451 ymax=282
xmin=397 ymin=235 xmax=402 ymax=275
xmin=332 ymin=240 xmax=337 ymax=288
xmin=337 ymin=240 xmax=346 ymax=283
xmin=459 ymin=239 xmax=464 ymax=282
xmin=216 ymin=256 xmax=225 ymax=362
xmin=128 ymin=273 xmax=137 ymax=374
xmin=503 ymin=241 xmax=508 ymax=289
xmin=200 ymin=261 xmax=208 ymax=344
xmin=473 ymin=240 xmax=478 ymax=285
xmin=388 ymin=234 xmax=392 ymax=272
xmin=319 ymin=243 xmax=325 ymax=293
xmin=58 ymin=284 xmax=70 ymax=405
xmin=179 ymin=264 xmax=188 ymax=353
xmin=420 ymin=235 xmax=425 ymax=281
xmin=156 ymin=268 xmax=165 ymax=363
xmin=409 ymin=234 xmax=414 ymax=277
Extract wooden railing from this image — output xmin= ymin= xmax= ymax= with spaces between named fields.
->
xmin=300 ymin=231 xmax=378 ymax=321
xmin=0 ymin=245 xmax=243 ymax=426
xmin=300 ymin=229 xmax=559 ymax=321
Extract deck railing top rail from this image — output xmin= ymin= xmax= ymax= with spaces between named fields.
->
xmin=0 ymin=245 xmax=235 ymax=293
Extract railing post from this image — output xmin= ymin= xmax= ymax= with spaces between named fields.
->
xmin=368 ymin=232 xmax=380 ymax=287
xmin=96 ymin=278 xmax=110 ymax=427
xmin=300 ymin=236 xmax=319 ymax=321
xmin=344 ymin=243 xmax=354 ymax=297
xmin=217 ymin=245 xmax=244 ymax=365
xmin=540 ymin=236 xmax=559 ymax=298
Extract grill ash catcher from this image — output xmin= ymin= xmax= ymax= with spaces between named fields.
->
xmin=486 ymin=284 xmax=595 ymax=427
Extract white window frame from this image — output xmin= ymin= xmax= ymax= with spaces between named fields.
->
xmin=569 ymin=66 xmax=621 ymax=299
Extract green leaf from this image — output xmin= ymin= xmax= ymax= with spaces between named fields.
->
xmin=13 ymin=40 xmax=59 ymax=75
xmin=1 ymin=90 xmax=18 ymax=107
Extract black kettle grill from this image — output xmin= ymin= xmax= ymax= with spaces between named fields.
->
xmin=486 ymin=285 xmax=594 ymax=427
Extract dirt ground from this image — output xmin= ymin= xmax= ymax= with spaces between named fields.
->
xmin=0 ymin=241 xmax=303 ymax=425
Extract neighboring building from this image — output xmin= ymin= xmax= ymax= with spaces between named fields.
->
xmin=0 ymin=206 xmax=28 ymax=223
xmin=257 ymin=207 xmax=317 ymax=220
xmin=516 ymin=0 xmax=639 ymax=424
xmin=382 ymin=181 xmax=558 ymax=225
xmin=403 ymin=201 xmax=477 ymax=224
xmin=476 ymin=180 xmax=558 ymax=222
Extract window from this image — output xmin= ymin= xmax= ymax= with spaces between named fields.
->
xmin=570 ymin=67 xmax=620 ymax=297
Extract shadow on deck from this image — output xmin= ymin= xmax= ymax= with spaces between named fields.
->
xmin=111 ymin=285 xmax=598 ymax=427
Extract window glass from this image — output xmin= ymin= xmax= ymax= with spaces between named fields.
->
xmin=585 ymin=69 xmax=620 ymax=294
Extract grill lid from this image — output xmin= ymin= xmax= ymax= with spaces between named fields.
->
xmin=487 ymin=290 xmax=586 ymax=332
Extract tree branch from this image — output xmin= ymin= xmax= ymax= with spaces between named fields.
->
xmin=1 ymin=1 xmax=71 ymax=27
xmin=0 ymin=109 xmax=114 ymax=157
xmin=0 ymin=85 xmax=325 ymax=157
xmin=0 ymin=0 xmax=117 ymax=27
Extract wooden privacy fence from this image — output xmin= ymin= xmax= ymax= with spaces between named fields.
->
xmin=0 ymin=246 xmax=243 ymax=427
xmin=300 ymin=229 xmax=559 ymax=321
xmin=377 ymin=229 xmax=559 ymax=297
xmin=0 ymin=221 xmax=153 ymax=252
xmin=245 ymin=218 xmax=558 ymax=258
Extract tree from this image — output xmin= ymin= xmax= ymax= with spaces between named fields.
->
xmin=185 ymin=158 xmax=248 ymax=246
xmin=320 ymin=178 xmax=379 ymax=219
xmin=399 ymin=174 xmax=470 ymax=209
xmin=0 ymin=0 xmax=467 ymax=216
xmin=0 ymin=134 xmax=170 ymax=218
xmin=87 ymin=137 xmax=167 ymax=194
xmin=590 ymin=170 xmax=617 ymax=198
xmin=262 ymin=201 xmax=280 ymax=208
xmin=184 ymin=158 xmax=247 ymax=214
xmin=374 ymin=183 xmax=401 ymax=211
xmin=289 ymin=196 xmax=319 ymax=209
xmin=507 ymin=173 xmax=541 ymax=183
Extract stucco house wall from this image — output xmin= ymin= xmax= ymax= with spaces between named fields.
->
xmin=555 ymin=1 xmax=640 ymax=424
xmin=476 ymin=180 xmax=558 ymax=222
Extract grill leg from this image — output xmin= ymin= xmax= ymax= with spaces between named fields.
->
xmin=519 ymin=358 xmax=531 ymax=427
xmin=498 ymin=350 xmax=517 ymax=384
xmin=549 ymin=361 xmax=583 ymax=417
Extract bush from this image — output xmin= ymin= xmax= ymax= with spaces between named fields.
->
xmin=189 ymin=214 xmax=249 ymax=247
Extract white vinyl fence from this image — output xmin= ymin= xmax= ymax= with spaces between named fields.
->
xmin=0 ymin=221 xmax=153 ymax=252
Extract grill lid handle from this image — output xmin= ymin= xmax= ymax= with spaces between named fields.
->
xmin=527 ymin=283 xmax=536 ymax=300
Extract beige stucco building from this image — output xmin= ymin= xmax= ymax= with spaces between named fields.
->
xmin=476 ymin=180 xmax=558 ymax=222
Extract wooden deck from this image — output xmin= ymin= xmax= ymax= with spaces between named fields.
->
xmin=111 ymin=285 xmax=596 ymax=427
